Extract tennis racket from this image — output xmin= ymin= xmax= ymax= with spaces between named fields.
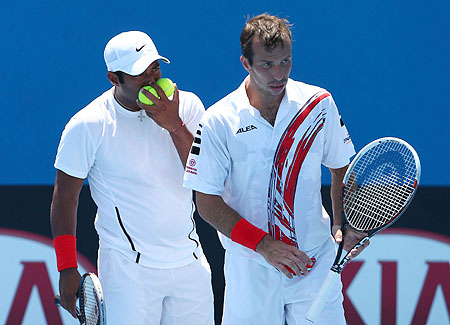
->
xmin=305 ymin=137 xmax=421 ymax=323
xmin=55 ymin=272 xmax=106 ymax=325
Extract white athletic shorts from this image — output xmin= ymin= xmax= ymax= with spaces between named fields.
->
xmin=222 ymin=235 xmax=345 ymax=325
xmin=97 ymin=247 xmax=214 ymax=325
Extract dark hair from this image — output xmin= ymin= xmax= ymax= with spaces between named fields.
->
xmin=114 ymin=71 xmax=125 ymax=84
xmin=240 ymin=13 xmax=292 ymax=65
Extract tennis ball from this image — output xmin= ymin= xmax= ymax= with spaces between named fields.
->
xmin=157 ymin=78 xmax=175 ymax=98
xmin=138 ymin=86 xmax=159 ymax=105
xmin=138 ymin=78 xmax=174 ymax=106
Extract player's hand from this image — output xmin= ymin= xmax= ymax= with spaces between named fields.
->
xmin=256 ymin=235 xmax=313 ymax=279
xmin=136 ymin=82 xmax=182 ymax=133
xmin=333 ymin=225 xmax=370 ymax=259
xmin=58 ymin=268 xmax=81 ymax=318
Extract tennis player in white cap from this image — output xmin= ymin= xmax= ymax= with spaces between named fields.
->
xmin=51 ymin=31 xmax=213 ymax=324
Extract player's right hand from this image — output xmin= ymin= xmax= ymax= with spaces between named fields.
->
xmin=58 ymin=268 xmax=81 ymax=318
xmin=137 ymin=82 xmax=181 ymax=132
xmin=256 ymin=235 xmax=312 ymax=279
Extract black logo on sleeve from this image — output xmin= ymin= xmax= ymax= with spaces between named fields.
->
xmin=236 ymin=125 xmax=257 ymax=134
xmin=190 ymin=124 xmax=202 ymax=156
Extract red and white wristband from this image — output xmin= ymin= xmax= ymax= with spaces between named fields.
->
xmin=230 ymin=218 xmax=268 ymax=251
xmin=53 ymin=235 xmax=78 ymax=272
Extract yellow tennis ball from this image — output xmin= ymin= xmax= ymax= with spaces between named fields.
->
xmin=138 ymin=86 xmax=159 ymax=105
xmin=156 ymin=78 xmax=175 ymax=98
xmin=138 ymin=78 xmax=174 ymax=106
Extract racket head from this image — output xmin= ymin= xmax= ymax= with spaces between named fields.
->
xmin=78 ymin=272 xmax=106 ymax=325
xmin=342 ymin=137 xmax=421 ymax=234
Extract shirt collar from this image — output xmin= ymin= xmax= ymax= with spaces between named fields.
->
xmin=109 ymin=88 xmax=145 ymax=119
xmin=234 ymin=77 xmax=303 ymax=112
xmin=234 ymin=77 xmax=253 ymax=113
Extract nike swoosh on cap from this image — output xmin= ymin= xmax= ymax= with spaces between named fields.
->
xmin=136 ymin=44 xmax=146 ymax=52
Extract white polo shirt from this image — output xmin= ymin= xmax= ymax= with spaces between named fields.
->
xmin=55 ymin=87 xmax=205 ymax=268
xmin=183 ymin=78 xmax=355 ymax=265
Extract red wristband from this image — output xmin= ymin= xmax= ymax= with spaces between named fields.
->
xmin=53 ymin=235 xmax=78 ymax=272
xmin=230 ymin=219 xmax=268 ymax=251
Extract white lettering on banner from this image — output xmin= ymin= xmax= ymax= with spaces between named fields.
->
xmin=342 ymin=228 xmax=450 ymax=325
xmin=0 ymin=228 xmax=95 ymax=325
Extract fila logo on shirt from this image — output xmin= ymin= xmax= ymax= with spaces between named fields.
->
xmin=236 ymin=124 xmax=257 ymax=134
xmin=187 ymin=124 xmax=201 ymax=175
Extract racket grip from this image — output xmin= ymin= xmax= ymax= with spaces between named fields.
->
xmin=305 ymin=270 xmax=341 ymax=323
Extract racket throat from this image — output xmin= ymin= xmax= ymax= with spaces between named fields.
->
xmin=331 ymin=251 xmax=349 ymax=274
xmin=331 ymin=264 xmax=344 ymax=274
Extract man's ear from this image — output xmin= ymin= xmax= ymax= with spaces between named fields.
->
xmin=107 ymin=71 xmax=120 ymax=87
xmin=240 ymin=55 xmax=251 ymax=73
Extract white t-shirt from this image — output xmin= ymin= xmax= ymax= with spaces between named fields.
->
xmin=55 ymin=87 xmax=205 ymax=268
xmin=183 ymin=78 xmax=355 ymax=264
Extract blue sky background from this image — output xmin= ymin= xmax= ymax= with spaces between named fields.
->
xmin=0 ymin=0 xmax=447 ymax=185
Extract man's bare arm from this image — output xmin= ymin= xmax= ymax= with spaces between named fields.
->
xmin=329 ymin=165 xmax=348 ymax=229
xmin=50 ymin=170 xmax=84 ymax=318
xmin=137 ymin=83 xmax=194 ymax=167
xmin=329 ymin=166 xmax=369 ymax=257
xmin=196 ymin=192 xmax=312 ymax=278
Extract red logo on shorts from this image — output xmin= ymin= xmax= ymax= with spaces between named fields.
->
xmin=189 ymin=159 xmax=196 ymax=167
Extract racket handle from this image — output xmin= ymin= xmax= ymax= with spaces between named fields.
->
xmin=305 ymin=270 xmax=341 ymax=323
xmin=55 ymin=293 xmax=82 ymax=321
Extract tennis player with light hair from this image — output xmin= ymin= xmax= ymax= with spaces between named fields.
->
xmin=184 ymin=13 xmax=368 ymax=324
xmin=50 ymin=31 xmax=213 ymax=324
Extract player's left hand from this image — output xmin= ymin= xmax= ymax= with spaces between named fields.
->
xmin=256 ymin=235 xmax=313 ymax=279
xmin=136 ymin=82 xmax=182 ymax=133
xmin=332 ymin=225 xmax=370 ymax=259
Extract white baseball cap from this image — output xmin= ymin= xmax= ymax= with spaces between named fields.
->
xmin=104 ymin=31 xmax=170 ymax=76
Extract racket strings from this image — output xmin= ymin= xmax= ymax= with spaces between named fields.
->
xmin=345 ymin=184 xmax=413 ymax=229
xmin=344 ymin=140 xmax=418 ymax=231
xmin=80 ymin=277 xmax=101 ymax=325
xmin=346 ymin=177 xmax=412 ymax=222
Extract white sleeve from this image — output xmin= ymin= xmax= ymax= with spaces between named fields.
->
xmin=54 ymin=115 xmax=98 ymax=179
xmin=179 ymin=91 xmax=205 ymax=135
xmin=321 ymin=95 xmax=356 ymax=168
xmin=183 ymin=112 xmax=230 ymax=196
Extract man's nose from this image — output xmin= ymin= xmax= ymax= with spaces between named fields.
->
xmin=144 ymin=70 xmax=157 ymax=83
xmin=273 ymin=65 xmax=283 ymax=81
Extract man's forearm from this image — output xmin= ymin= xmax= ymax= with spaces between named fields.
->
xmin=170 ymin=124 xmax=194 ymax=168
xmin=195 ymin=192 xmax=242 ymax=237
xmin=50 ymin=170 xmax=84 ymax=237
xmin=50 ymin=193 xmax=78 ymax=237
xmin=329 ymin=165 xmax=349 ymax=227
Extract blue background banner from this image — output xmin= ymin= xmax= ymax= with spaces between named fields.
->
xmin=0 ymin=0 xmax=448 ymax=185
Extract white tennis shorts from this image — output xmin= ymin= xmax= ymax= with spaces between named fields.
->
xmin=97 ymin=247 xmax=214 ymax=325
xmin=222 ymin=235 xmax=345 ymax=325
